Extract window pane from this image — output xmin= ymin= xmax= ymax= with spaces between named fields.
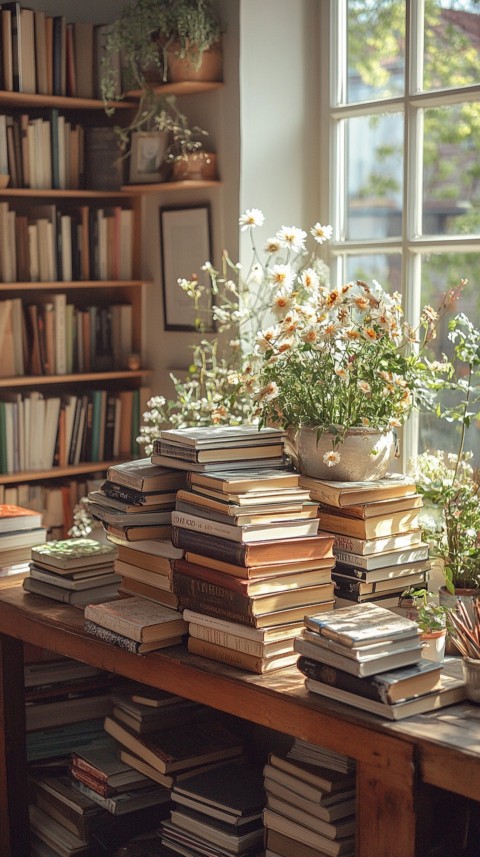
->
xmin=346 ymin=254 xmax=402 ymax=291
xmin=346 ymin=0 xmax=405 ymax=103
xmin=423 ymin=1 xmax=480 ymax=93
xmin=346 ymin=113 xmax=404 ymax=240
xmin=423 ymin=104 xmax=480 ymax=236
xmin=418 ymin=253 xmax=480 ymax=463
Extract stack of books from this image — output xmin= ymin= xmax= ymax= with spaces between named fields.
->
xmin=160 ymin=758 xmax=266 ymax=857
xmin=263 ymin=740 xmax=356 ymax=857
xmin=95 ymin=459 xmax=187 ymax=609
xmin=294 ymin=602 xmax=467 ymax=719
xmin=155 ymin=426 xmax=337 ymax=673
xmin=93 ymin=458 xmax=188 ymax=546
xmin=0 ymin=503 xmax=47 ymax=589
xmin=22 ymin=537 xmax=121 ymax=607
xmin=151 ymin=424 xmax=288 ymax=472
xmin=84 ymin=595 xmax=188 ymax=653
xmin=299 ymin=475 xmax=431 ymax=610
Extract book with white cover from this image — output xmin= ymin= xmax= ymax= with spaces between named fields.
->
xmin=158 ymin=425 xmax=286 ymax=447
xmin=294 ymin=635 xmax=422 ymax=677
xmin=304 ymin=601 xmax=421 ymax=647
xmin=171 ymin=510 xmax=319 ymax=543
xmin=333 ymin=542 xmax=430 ymax=571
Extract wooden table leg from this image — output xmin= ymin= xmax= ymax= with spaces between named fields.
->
xmin=356 ymin=753 xmax=419 ymax=857
xmin=0 ymin=633 xmax=29 ymax=857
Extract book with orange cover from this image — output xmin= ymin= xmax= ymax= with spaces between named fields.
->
xmin=171 ymin=528 xmax=334 ymax=568
xmin=0 ymin=503 xmax=43 ymax=532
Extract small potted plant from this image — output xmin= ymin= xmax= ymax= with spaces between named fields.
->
xmin=404 ymin=588 xmax=447 ymax=662
xmin=100 ymin=0 xmax=223 ymax=99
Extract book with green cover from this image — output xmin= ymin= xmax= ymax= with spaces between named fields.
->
xmin=31 ymin=538 xmax=117 ymax=571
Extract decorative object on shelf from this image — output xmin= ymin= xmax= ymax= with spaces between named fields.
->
xmin=108 ymin=91 xmax=213 ymax=184
xmin=447 ymin=597 xmax=480 ymax=702
xmin=100 ymin=0 xmax=224 ymax=97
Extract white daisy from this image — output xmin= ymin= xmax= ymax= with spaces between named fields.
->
xmin=276 ymin=226 xmax=307 ymax=253
xmin=322 ymin=450 xmax=341 ymax=467
xmin=238 ymin=208 xmax=265 ymax=231
xmin=310 ymin=223 xmax=333 ymax=244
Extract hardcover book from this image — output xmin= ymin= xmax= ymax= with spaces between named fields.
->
xmin=158 ymin=425 xmax=286 ymax=447
xmin=23 ymin=576 xmax=119 ymax=606
xmin=155 ymin=440 xmax=285 ymax=463
xmin=331 ymin=530 xmax=423 ymax=556
xmin=175 ymin=497 xmax=318 ymax=526
xmin=106 ymin=458 xmax=187 ymax=492
xmin=332 ymin=543 xmax=430 ymax=571
xmin=174 ymin=570 xmax=334 ymax=618
xmin=105 ymin=522 xmax=172 ymax=542
xmin=84 ymin=596 xmax=187 ymax=642
xmin=184 ymin=550 xmax=335 ymax=580
xmin=304 ymin=658 xmax=466 ymax=720
xmin=263 ymin=808 xmax=355 ymax=857
xmin=267 ymin=753 xmax=355 ymax=795
xmin=187 ymin=637 xmax=298 ymax=674
xmin=304 ymin=602 xmax=421 ymax=647
xmin=297 ymin=655 xmax=442 ymax=704
xmin=298 ymin=474 xmax=417 ymax=507
xmin=84 ymin=619 xmax=184 ymax=653
xmin=31 ymin=538 xmax=117 ymax=571
xmin=264 ymin=776 xmax=355 ymax=823
xmin=265 ymin=793 xmax=356 ymax=841
xmin=177 ymin=486 xmax=312 ymax=514
xmin=0 ymin=503 xmax=43 ymax=531
xmin=175 ymin=557 xmax=332 ymax=595
xmin=294 ymin=635 xmax=422 ymax=677
xmin=103 ymin=713 xmax=244 ymax=774
xmin=182 ymin=609 xmax=304 ymax=643
xmin=171 ymin=528 xmax=334 ymax=567
xmin=152 ymin=451 xmax=286 ymax=473
xmin=316 ymin=508 xmax=420 ymax=539
xmin=332 ymin=568 xmax=429 ymax=595
xmin=188 ymin=622 xmax=297 ymax=658
xmin=171 ymin=509 xmax=320 ymax=543
xmin=171 ymin=758 xmax=266 ymax=818
xmin=187 ymin=467 xmax=301 ymax=493
xmin=331 ymin=493 xmax=423 ymax=519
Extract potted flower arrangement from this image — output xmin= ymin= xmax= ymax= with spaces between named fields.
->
xmin=236 ymin=213 xmax=457 ymax=480
xmin=401 ymin=587 xmax=447 ymax=662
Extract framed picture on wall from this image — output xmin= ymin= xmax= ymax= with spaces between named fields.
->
xmin=160 ymin=204 xmax=214 ymax=331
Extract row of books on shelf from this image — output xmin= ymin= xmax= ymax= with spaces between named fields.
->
xmin=0 ymin=202 xmax=134 ymax=285
xmin=0 ymin=296 xmax=133 ymax=378
xmin=0 ymin=6 xmax=118 ymax=99
xmin=0 ymin=386 xmax=148 ymax=474
xmin=0 ymin=113 xmax=123 ymax=190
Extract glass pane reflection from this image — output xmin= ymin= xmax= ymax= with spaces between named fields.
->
xmin=346 ymin=0 xmax=405 ymax=103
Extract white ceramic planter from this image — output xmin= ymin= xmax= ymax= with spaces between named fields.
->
xmin=462 ymin=656 xmax=480 ymax=703
xmin=294 ymin=426 xmax=396 ymax=481
xmin=420 ymin=629 xmax=446 ymax=662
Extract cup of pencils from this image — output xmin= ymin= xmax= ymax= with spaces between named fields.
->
xmin=447 ymin=597 xmax=480 ymax=703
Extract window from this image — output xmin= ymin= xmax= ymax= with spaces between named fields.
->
xmin=325 ymin=0 xmax=480 ymax=466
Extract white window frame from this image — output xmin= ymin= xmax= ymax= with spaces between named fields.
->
xmin=320 ymin=0 xmax=480 ymax=469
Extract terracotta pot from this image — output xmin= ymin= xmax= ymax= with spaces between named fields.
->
xmin=294 ymin=426 xmax=396 ymax=481
xmin=167 ymin=42 xmax=223 ymax=83
xmin=171 ymin=151 xmax=218 ymax=181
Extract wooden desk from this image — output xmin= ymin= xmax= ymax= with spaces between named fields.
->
xmin=1 ymin=587 xmax=479 ymax=857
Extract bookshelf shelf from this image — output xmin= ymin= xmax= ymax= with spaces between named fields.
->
xmin=0 ymin=188 xmax=137 ymax=198
xmin=0 ymin=90 xmax=136 ymax=110
xmin=126 ymin=81 xmax=224 ymax=98
xmin=0 ymin=280 xmax=145 ymax=292
xmin=0 ymin=369 xmax=152 ymax=389
xmin=0 ymin=460 xmax=122 ymax=485
xmin=123 ymin=179 xmax=223 ymax=193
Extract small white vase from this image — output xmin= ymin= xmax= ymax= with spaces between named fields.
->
xmin=294 ymin=426 xmax=396 ymax=481
xmin=420 ymin=629 xmax=446 ymax=662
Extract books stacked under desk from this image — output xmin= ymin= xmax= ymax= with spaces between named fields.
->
xmin=22 ymin=537 xmax=121 ymax=607
xmin=157 ymin=425 xmax=337 ymax=673
xmin=263 ymin=739 xmax=356 ymax=857
xmin=0 ymin=503 xmax=47 ymax=589
xmin=299 ymin=475 xmax=430 ymax=610
xmin=295 ymin=602 xmax=466 ymax=719
xmin=159 ymin=758 xmax=266 ymax=857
